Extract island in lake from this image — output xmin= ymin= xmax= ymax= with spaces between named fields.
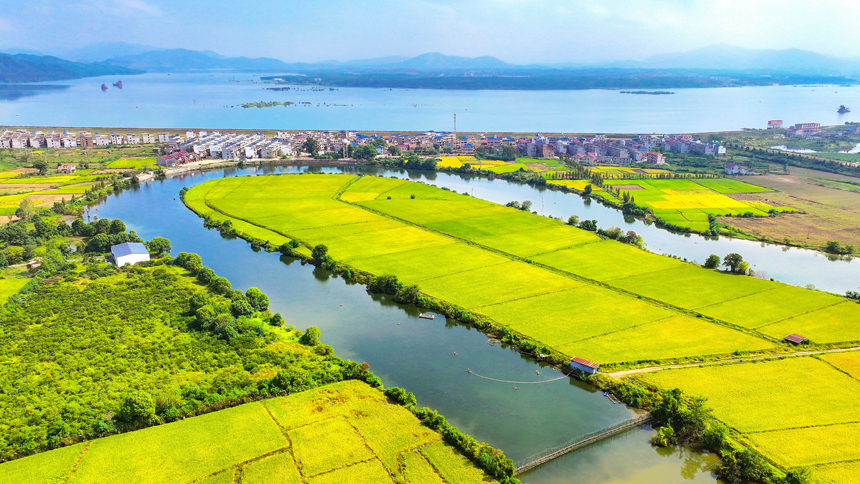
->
xmin=620 ymin=90 xmax=675 ymax=95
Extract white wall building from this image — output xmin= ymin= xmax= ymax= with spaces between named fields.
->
xmin=111 ymin=242 xmax=150 ymax=266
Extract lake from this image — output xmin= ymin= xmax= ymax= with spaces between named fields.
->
xmin=2 ymin=72 xmax=859 ymax=133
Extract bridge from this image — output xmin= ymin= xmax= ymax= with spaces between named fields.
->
xmin=514 ymin=414 xmax=653 ymax=475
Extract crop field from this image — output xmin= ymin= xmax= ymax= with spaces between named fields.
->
xmin=546 ymin=179 xmax=621 ymax=203
xmin=691 ymin=178 xmax=771 ymax=194
xmin=186 ymin=174 xmax=859 ymax=368
xmin=757 ymin=301 xmax=860 ymax=343
xmin=438 ymin=156 xmax=477 ymax=168
xmin=558 ymin=314 xmax=772 ymax=363
xmin=601 ymin=178 xmax=789 ymax=231
xmin=531 ymin=240 xmax=685 ymax=281
xmin=819 ymin=351 xmax=860 ymax=380
xmin=0 ymin=381 xmax=494 ymax=484
xmin=695 ymin=285 xmax=845 ymax=329
xmin=486 ymin=163 xmax=529 ymax=173
xmin=106 ymin=157 xmax=157 ymax=169
xmin=640 ymin=356 xmax=860 ymax=479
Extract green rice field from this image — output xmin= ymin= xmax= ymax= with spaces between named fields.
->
xmin=106 ymin=157 xmax=158 ymax=169
xmin=184 ymin=174 xmax=859 ymax=368
xmin=0 ymin=381 xmax=495 ymax=484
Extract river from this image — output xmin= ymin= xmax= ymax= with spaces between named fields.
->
xmin=93 ymin=166 xmax=725 ymax=483
xmin=3 ymin=72 xmax=860 ymax=133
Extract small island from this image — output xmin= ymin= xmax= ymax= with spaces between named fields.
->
xmin=619 ymin=90 xmax=675 ymax=95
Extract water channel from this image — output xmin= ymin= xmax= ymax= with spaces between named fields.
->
xmin=90 ymin=163 xmax=857 ymax=482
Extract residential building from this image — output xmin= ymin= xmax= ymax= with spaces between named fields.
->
xmin=126 ymin=134 xmax=140 ymax=145
xmin=111 ymin=242 xmax=150 ymax=266
xmin=57 ymin=164 xmax=77 ymax=174
xmin=767 ymin=120 xmax=783 ymax=129
xmin=109 ymin=133 xmax=124 ymax=145
xmin=94 ymin=134 xmax=110 ymax=146
xmin=141 ymin=133 xmax=155 ymax=144
xmin=646 ymin=152 xmax=665 ymax=165
xmin=786 ymin=123 xmax=821 ymax=137
xmin=158 ymin=132 xmax=170 ymax=143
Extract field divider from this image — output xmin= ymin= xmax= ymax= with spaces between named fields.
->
xmin=184 ymin=446 xmax=292 ymax=484
xmin=812 ymin=355 xmax=860 ymax=383
xmin=754 ymin=300 xmax=850 ymax=330
xmin=744 ymin=419 xmax=860 ymax=435
xmin=525 ymin=239 xmax=602 ymax=258
xmin=63 ymin=441 xmax=92 ymax=484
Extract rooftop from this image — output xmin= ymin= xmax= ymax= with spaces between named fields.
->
xmin=111 ymin=242 xmax=149 ymax=258
xmin=571 ymin=356 xmax=599 ymax=369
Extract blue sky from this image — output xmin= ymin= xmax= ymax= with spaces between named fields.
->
xmin=3 ymin=0 xmax=858 ymax=62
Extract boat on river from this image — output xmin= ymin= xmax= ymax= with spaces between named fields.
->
xmin=418 ymin=313 xmax=435 ymax=320
xmin=100 ymin=84 xmax=108 ymax=92
xmin=838 ymin=105 xmax=850 ymax=113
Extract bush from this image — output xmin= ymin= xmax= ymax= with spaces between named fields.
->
xmin=703 ymin=254 xmax=721 ymax=269
xmin=368 ymin=274 xmax=403 ymax=294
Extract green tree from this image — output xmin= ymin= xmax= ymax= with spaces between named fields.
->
xmin=147 ymin=237 xmax=172 ymax=256
xmin=311 ymin=244 xmax=328 ymax=262
xmin=85 ymin=233 xmax=112 ymax=253
xmin=117 ymin=392 xmax=156 ymax=426
xmin=567 ymin=215 xmax=579 ymax=226
xmin=722 ymin=253 xmax=744 ymax=273
xmin=196 ymin=266 xmax=215 ymax=284
xmin=230 ymin=298 xmax=254 ymax=317
xmin=302 ymin=138 xmax=320 ymax=157
xmin=299 ymin=326 xmax=321 ymax=346
xmin=93 ymin=218 xmax=112 ymax=234
xmin=245 ymin=287 xmax=269 ymax=311
xmin=703 ymin=254 xmax=721 ymax=269
xmin=109 ymin=219 xmax=126 ymax=234
xmin=208 ymin=276 xmax=232 ymax=295
xmin=15 ymin=199 xmax=34 ymax=222
xmin=583 ymin=184 xmax=593 ymax=196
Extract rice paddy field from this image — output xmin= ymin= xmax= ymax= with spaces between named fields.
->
xmin=601 ymin=178 xmax=792 ymax=231
xmin=640 ymin=353 xmax=860 ymax=482
xmin=546 ymin=179 xmax=621 ymax=203
xmin=437 ymin=156 xmax=508 ymax=170
xmin=185 ymin=174 xmax=860 ymax=368
xmin=106 ymin=157 xmax=158 ymax=169
xmin=0 ymin=381 xmax=496 ymax=484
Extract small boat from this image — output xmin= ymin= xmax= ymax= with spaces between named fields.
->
xmin=113 ymin=80 xmax=123 ymax=89
xmin=418 ymin=313 xmax=435 ymax=320
xmin=838 ymin=105 xmax=851 ymax=113
xmin=100 ymin=84 xmax=109 ymax=91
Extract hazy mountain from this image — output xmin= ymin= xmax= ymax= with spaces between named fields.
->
xmin=58 ymin=41 xmax=161 ymax=62
xmin=103 ymin=49 xmax=290 ymax=72
xmin=391 ymin=52 xmax=513 ymax=70
xmin=639 ymin=44 xmax=859 ymax=74
xmin=0 ymin=53 xmax=142 ymax=83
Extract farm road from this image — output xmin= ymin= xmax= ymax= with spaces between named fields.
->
xmin=606 ymin=345 xmax=860 ymax=379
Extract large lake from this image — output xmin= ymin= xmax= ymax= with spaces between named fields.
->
xmin=2 ymin=72 xmax=859 ymax=132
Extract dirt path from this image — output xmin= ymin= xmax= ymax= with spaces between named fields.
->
xmin=605 ymin=346 xmax=860 ymax=379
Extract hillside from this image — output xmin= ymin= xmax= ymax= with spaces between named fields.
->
xmin=0 ymin=53 xmax=141 ymax=83
xmin=103 ymin=48 xmax=290 ymax=72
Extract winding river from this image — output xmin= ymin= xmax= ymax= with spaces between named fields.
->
xmin=88 ymin=162 xmax=854 ymax=482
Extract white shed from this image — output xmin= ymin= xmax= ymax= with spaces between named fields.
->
xmin=111 ymin=242 xmax=150 ymax=266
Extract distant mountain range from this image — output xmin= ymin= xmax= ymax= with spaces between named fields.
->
xmin=0 ymin=53 xmax=141 ymax=83
xmin=2 ymin=43 xmax=860 ymax=86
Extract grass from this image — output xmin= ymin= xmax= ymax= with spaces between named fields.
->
xmin=0 ymin=277 xmax=31 ymax=303
xmin=1 ymin=381 xmax=494 ymax=484
xmin=106 ymin=157 xmax=157 ymax=169
xmin=547 ymin=179 xmax=622 ymax=203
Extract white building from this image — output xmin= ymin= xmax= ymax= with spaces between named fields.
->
xmin=126 ymin=134 xmax=140 ymax=145
xmin=94 ymin=134 xmax=110 ymax=146
xmin=158 ymin=132 xmax=170 ymax=143
xmin=111 ymin=242 xmax=150 ymax=266
xmin=141 ymin=133 xmax=155 ymax=144
xmin=110 ymin=133 xmax=124 ymax=145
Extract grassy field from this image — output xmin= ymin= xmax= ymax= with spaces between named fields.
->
xmin=691 ymin=178 xmax=771 ymax=194
xmin=641 ymin=354 xmax=860 ymax=480
xmin=0 ymin=381 xmax=496 ymax=484
xmin=546 ymin=179 xmax=622 ymax=203
xmin=0 ymin=277 xmax=30 ymax=302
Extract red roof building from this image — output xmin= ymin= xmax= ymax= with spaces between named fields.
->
xmin=570 ymin=357 xmax=600 ymax=374
xmin=784 ymin=334 xmax=807 ymax=345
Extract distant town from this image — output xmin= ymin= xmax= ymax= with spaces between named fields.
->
xmin=0 ymin=127 xmax=740 ymax=168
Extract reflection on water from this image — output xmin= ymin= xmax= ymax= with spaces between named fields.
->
xmin=0 ymin=84 xmax=68 ymax=101
xmin=520 ymin=426 xmax=723 ymax=484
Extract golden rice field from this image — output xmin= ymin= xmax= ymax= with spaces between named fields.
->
xmin=0 ymin=381 xmax=496 ymax=484
xmin=641 ymin=353 xmax=860 ymax=481
xmin=185 ymin=174 xmax=859 ymax=367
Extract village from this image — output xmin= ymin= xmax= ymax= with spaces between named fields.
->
xmin=0 ymin=127 xmax=734 ymax=170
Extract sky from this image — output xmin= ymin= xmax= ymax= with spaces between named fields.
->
xmin=3 ymin=0 xmax=860 ymax=63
